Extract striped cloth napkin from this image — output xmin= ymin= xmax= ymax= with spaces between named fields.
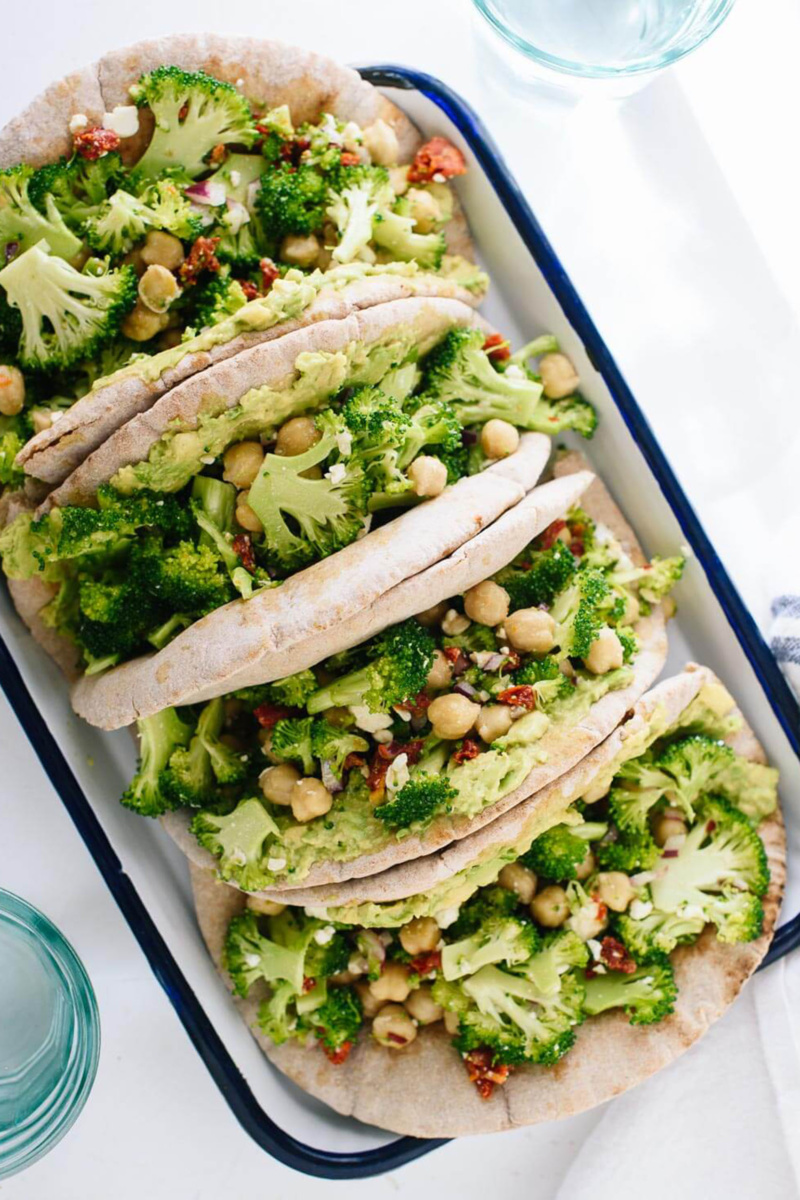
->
xmin=770 ymin=595 xmax=800 ymax=701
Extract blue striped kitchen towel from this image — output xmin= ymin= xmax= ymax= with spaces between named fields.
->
xmin=771 ymin=595 xmax=800 ymax=700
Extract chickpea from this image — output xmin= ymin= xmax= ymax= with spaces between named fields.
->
xmin=275 ymin=416 xmax=321 ymax=457
xmin=223 ymin=441 xmax=265 ymax=489
xmin=539 ymin=352 xmax=580 ymax=400
xmin=426 ymin=650 xmax=453 ymax=691
xmin=530 ymin=885 xmax=570 ymax=928
xmin=258 ymin=728 xmax=279 ymax=762
xmin=246 ymin=895 xmax=286 ymax=916
xmin=621 ymin=591 xmax=641 ymax=625
xmin=427 ymin=692 xmax=480 ymax=740
xmin=235 ymin=490 xmax=264 ymax=533
xmin=464 ymin=580 xmax=510 ymax=628
xmin=594 ymin=872 xmax=635 ymax=913
xmin=408 ymin=455 xmax=448 ymax=498
xmin=0 ymin=365 xmax=25 ymax=417
xmin=583 ymin=627 xmax=625 ymax=675
xmin=138 ymin=263 xmax=180 ymax=314
xmin=122 ymin=246 xmax=146 ymax=276
xmin=405 ymin=187 xmax=442 ymax=234
xmin=654 ymin=814 xmax=687 ymax=847
xmin=417 ymin=600 xmax=449 ymax=628
xmin=475 ymin=704 xmax=513 ymax=744
xmin=121 ymin=299 xmax=170 ymax=342
xmin=363 ymin=119 xmax=400 ymax=166
xmin=290 ymin=777 xmax=333 ymax=823
xmin=280 ymin=233 xmax=321 ymax=268
xmin=574 ymin=848 xmax=596 ymax=883
xmin=498 ymin=862 xmax=537 ymax=904
xmin=31 ymin=408 xmax=53 ymax=434
xmin=141 ymin=230 xmax=185 ymax=271
xmin=443 ymin=1009 xmax=460 ymax=1035
xmin=582 ymin=778 xmax=610 ymax=804
xmin=157 ymin=328 xmax=184 ymax=351
xmin=440 ymin=608 xmax=471 ymax=637
xmin=259 ymin=763 xmax=301 ymax=806
xmin=369 ymin=961 xmax=412 ymax=1004
xmin=388 ymin=165 xmax=410 ymax=195
xmin=505 ymin=608 xmax=556 ymax=654
xmin=405 ymin=985 xmax=443 ymax=1025
xmin=399 ymin=917 xmax=440 ymax=956
xmin=372 ymin=1003 xmax=417 ymax=1049
xmin=355 ymin=980 xmax=383 ymax=1018
xmin=480 ymin=418 xmax=520 ymax=460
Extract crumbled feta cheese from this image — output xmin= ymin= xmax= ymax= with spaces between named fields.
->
xmin=325 ymin=462 xmax=346 ymax=485
xmin=432 ymin=171 xmax=446 ymax=183
xmin=434 ymin=906 xmax=461 ymax=929
xmin=235 ymin=78 xmax=245 ymax=88
xmin=385 ymin=753 xmax=410 ymax=796
xmin=393 ymin=706 xmax=412 ymax=722
xmin=441 ymin=608 xmax=470 ymax=636
xmin=503 ymin=364 xmax=525 ymax=380
xmin=200 ymin=454 xmax=215 ymax=465
xmin=223 ymin=201 xmax=250 ymax=235
xmin=102 ymin=105 xmax=140 ymax=138
xmin=591 ymin=964 xmax=607 ymax=975
xmin=69 ymin=113 xmax=89 ymax=133
xmin=349 ymin=705 xmax=393 ymax=734
xmin=229 ymin=169 xmax=242 ymax=188
xmin=472 ymin=651 xmax=499 ymax=669
xmin=336 ymin=429 xmax=353 ymax=457
xmin=320 ymin=113 xmax=343 ymax=144
xmin=244 ymin=953 xmax=261 ymax=968
xmin=373 ymin=729 xmax=393 ymax=744
xmin=509 ymin=706 xmax=528 ymax=721
xmin=313 ymin=925 xmax=336 ymax=946
xmin=679 ymin=542 xmax=694 ymax=559
xmin=304 ymin=905 xmax=331 ymax=919
xmin=341 ymin=121 xmax=364 ymax=151
xmin=348 ymin=953 xmax=369 ymax=975
xmin=587 ymin=938 xmax=603 ymax=961
xmin=628 ymin=898 xmax=653 ymax=920
xmin=267 ymin=856 xmax=287 ymax=871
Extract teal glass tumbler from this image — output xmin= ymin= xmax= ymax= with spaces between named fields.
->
xmin=0 ymin=890 xmax=99 ymax=1179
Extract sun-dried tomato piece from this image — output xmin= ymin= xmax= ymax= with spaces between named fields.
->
xmin=463 ymin=1048 xmax=511 ymax=1100
xmin=452 ymin=738 xmax=480 ymax=765
xmin=239 ymin=279 xmax=259 ymax=301
xmin=342 ymin=752 xmax=365 ymax=772
xmin=322 ymin=1040 xmax=354 ymax=1065
xmin=179 ymin=236 xmax=221 ymax=284
xmin=340 ymin=150 xmax=361 ymax=167
xmin=599 ymin=936 xmax=637 ymax=974
xmin=278 ymin=137 xmax=311 ymax=167
xmin=253 ymin=703 xmax=293 ymax=729
xmin=232 ymin=533 xmax=256 ymax=572
xmin=497 ymin=685 xmax=537 ymax=711
xmin=73 ymin=126 xmax=120 ymax=160
xmin=367 ymin=740 xmax=424 ymax=792
xmin=482 ymin=332 xmax=510 ymax=362
xmin=540 ymin=519 xmax=568 ymax=550
xmin=409 ymin=950 xmax=441 ymax=977
xmin=302 ymin=976 xmax=317 ymax=993
xmin=396 ymin=690 xmax=430 ymax=720
xmin=570 ymin=539 xmax=585 ymax=558
xmin=443 ymin=646 xmax=469 ymax=675
xmin=408 ymin=136 xmax=467 ymax=183
xmin=259 ymin=257 xmax=280 ymax=292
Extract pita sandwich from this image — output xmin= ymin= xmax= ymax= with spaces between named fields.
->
xmin=3 ymin=34 xmax=483 ymax=487
xmin=190 ymin=664 xmax=785 ymax=1138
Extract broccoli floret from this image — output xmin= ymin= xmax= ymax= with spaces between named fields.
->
xmin=0 ymin=422 xmax=25 ymax=489
xmin=420 ymin=327 xmax=546 ymax=429
xmin=267 ymin=669 xmax=318 ymax=709
xmin=507 ymin=334 xmax=559 ymax=368
xmin=307 ymin=619 xmax=436 ymax=713
xmin=194 ymin=273 xmax=248 ymax=329
xmin=131 ymin=66 xmax=257 ymax=178
xmin=310 ymin=720 xmax=369 ymax=781
xmin=137 ymin=538 xmax=234 ymax=614
xmin=191 ymin=797 xmax=278 ymax=891
xmin=532 ymin=394 xmax=597 ymax=438
xmin=442 ymin=914 xmax=540 ymax=981
xmin=0 ymin=164 xmax=82 ymax=260
xmin=0 ymin=243 xmax=137 ymax=370
xmin=255 ymin=162 xmax=327 ymax=244
xmin=83 ymin=180 xmax=201 ymax=256
xmin=438 ymin=964 xmax=584 ymax=1067
xmin=29 ymin=154 xmax=124 ymax=231
xmin=582 ymin=954 xmax=677 ymax=1025
xmin=371 ymin=206 xmax=445 ymax=270
xmin=302 ymin=984 xmax=363 ymax=1053
xmin=497 ymin=543 xmax=578 ymax=611
xmin=159 ymin=714 xmax=215 ymax=809
xmin=192 ymin=696 xmax=248 ymax=785
xmin=448 ymin=886 xmax=522 ymax=940
xmin=512 ymin=656 xmax=574 ymax=710
xmin=374 ymin=775 xmax=458 ymax=829
xmin=121 ymin=707 xmax=193 ymax=816
xmin=224 ymin=909 xmax=313 ymax=997
xmin=304 ymin=932 xmax=352 ymax=983
xmin=271 ymin=717 xmax=316 ymax=776
xmin=520 ymin=930 xmax=590 ymax=996
xmin=258 ymin=980 xmax=298 ymax=1044
xmin=326 ymin=168 xmax=391 ymax=264
xmin=396 ymin=398 xmax=463 ymax=470
xmin=521 ymin=820 xmax=608 ymax=882
xmin=550 ymin=569 xmax=612 ymax=661
xmin=654 ymin=735 xmax=746 ymax=823
xmin=594 ymin=825 xmax=659 ymax=873
xmin=76 ymin=574 xmax=159 ymax=662
xmin=610 ymin=555 xmax=685 ymax=606
xmin=247 ymin=427 xmax=370 ymax=570
xmin=191 ymin=474 xmax=260 ymax=598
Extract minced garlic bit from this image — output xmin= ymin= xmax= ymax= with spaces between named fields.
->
xmin=69 ymin=113 xmax=89 ymax=133
xmin=102 ymin=105 xmax=140 ymax=138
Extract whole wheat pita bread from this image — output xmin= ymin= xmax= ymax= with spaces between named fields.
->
xmin=161 ymin=455 xmax=668 ymax=889
xmin=4 ymin=34 xmax=479 ymax=486
xmin=40 ymin=293 xmax=485 ymax=512
xmin=189 ymin=667 xmax=786 ymax=1138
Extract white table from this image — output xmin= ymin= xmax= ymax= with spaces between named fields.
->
xmin=3 ymin=2 xmax=799 ymax=1196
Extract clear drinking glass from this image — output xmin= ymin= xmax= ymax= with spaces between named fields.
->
xmin=473 ymin=0 xmax=735 ymax=80
xmin=0 ymin=890 xmax=99 ymax=1179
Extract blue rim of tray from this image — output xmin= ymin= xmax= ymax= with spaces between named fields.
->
xmin=1 ymin=65 xmax=798 ymax=1180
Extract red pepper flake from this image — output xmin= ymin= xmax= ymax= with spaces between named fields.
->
xmin=302 ymin=976 xmax=317 ymax=993
xmin=599 ymin=936 xmax=637 ymax=974
xmin=497 ymin=685 xmax=537 ymax=711
xmin=253 ymin=703 xmax=293 ymax=729
xmin=409 ymin=950 xmax=441 ymax=976
xmin=240 ymin=279 xmax=259 ymax=301
xmin=259 ymin=257 xmax=280 ymax=292
xmin=408 ymin=136 xmax=467 ymax=183
xmin=452 ymin=738 xmax=480 ymax=765
xmin=208 ymin=142 xmax=228 ymax=165
xmin=340 ymin=150 xmax=361 ymax=167
xmin=443 ymin=646 xmax=469 ymax=675
xmin=482 ymin=332 xmax=511 ymax=362
xmin=73 ymin=126 xmax=120 ymax=160
xmin=463 ymin=1049 xmax=511 ymax=1100
xmin=540 ymin=519 xmax=568 ymax=550
xmin=179 ymin=236 xmax=221 ymax=285
xmin=322 ymin=1040 xmax=353 ymax=1065
xmin=232 ymin=533 xmax=256 ymax=572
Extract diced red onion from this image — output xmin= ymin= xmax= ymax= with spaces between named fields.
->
xmin=185 ymin=180 xmax=227 ymax=206
xmin=481 ymin=653 xmax=506 ymax=672
xmin=5 ymin=241 xmax=19 ymax=263
xmin=453 ymin=681 xmax=479 ymax=699
xmin=320 ymin=760 xmax=343 ymax=793
xmin=461 ymin=428 xmax=478 ymax=445
xmin=662 ymin=849 xmax=679 ymax=859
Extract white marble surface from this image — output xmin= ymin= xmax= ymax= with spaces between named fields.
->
xmin=2 ymin=1 xmax=798 ymax=1196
